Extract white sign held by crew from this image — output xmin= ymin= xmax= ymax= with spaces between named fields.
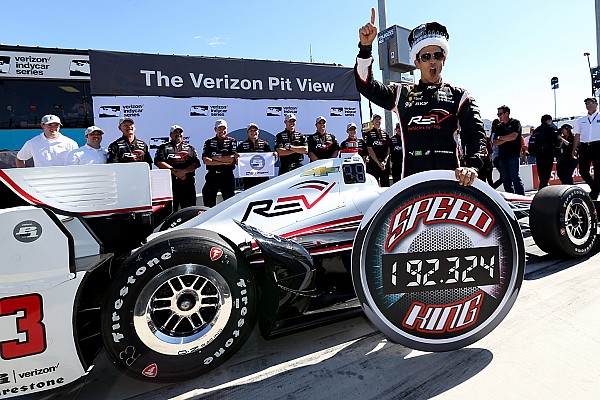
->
xmin=238 ymin=153 xmax=276 ymax=177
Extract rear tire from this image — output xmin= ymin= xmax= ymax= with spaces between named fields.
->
xmin=101 ymin=229 xmax=256 ymax=382
xmin=530 ymin=185 xmax=597 ymax=257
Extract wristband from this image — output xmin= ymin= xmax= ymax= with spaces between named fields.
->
xmin=358 ymin=42 xmax=373 ymax=58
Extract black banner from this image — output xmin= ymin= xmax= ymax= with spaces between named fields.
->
xmin=89 ymin=50 xmax=359 ymax=101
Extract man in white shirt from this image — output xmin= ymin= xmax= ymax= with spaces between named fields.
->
xmin=16 ymin=114 xmax=79 ymax=167
xmin=573 ymin=97 xmax=600 ymax=199
xmin=65 ymin=126 xmax=109 ymax=165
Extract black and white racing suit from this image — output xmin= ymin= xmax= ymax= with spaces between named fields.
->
xmin=354 ymin=46 xmax=487 ymax=178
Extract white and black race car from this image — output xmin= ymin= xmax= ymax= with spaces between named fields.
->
xmin=0 ymin=156 xmax=596 ymax=397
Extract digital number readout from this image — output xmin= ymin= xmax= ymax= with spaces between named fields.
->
xmin=382 ymin=246 xmax=500 ymax=294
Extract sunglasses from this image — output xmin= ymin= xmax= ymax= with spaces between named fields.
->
xmin=497 ymin=111 xmax=506 ymax=116
xmin=418 ymin=51 xmax=445 ymax=62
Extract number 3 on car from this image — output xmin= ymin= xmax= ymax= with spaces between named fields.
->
xmin=0 ymin=294 xmax=47 ymax=360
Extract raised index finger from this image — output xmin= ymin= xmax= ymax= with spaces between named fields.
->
xmin=370 ymin=7 xmax=376 ymax=25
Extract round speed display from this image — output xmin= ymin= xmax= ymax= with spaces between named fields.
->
xmin=352 ymin=172 xmax=525 ymax=352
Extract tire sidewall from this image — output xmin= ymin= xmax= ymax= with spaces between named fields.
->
xmin=556 ymin=187 xmax=596 ymax=256
xmin=102 ymin=235 xmax=255 ymax=382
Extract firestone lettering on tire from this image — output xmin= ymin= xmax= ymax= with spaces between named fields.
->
xmin=203 ymin=279 xmax=248 ymax=365
xmin=112 ymin=252 xmax=173 ymax=343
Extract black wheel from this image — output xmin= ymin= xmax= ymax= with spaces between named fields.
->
xmin=158 ymin=206 xmax=209 ymax=231
xmin=101 ymin=229 xmax=256 ymax=382
xmin=530 ymin=185 xmax=597 ymax=257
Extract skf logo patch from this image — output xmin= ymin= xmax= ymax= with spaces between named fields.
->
xmin=386 ymin=194 xmax=494 ymax=251
xmin=210 ymin=247 xmax=223 ymax=261
xmin=142 ymin=363 xmax=158 ymax=378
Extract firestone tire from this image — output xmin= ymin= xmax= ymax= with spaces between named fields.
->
xmin=158 ymin=206 xmax=209 ymax=231
xmin=101 ymin=229 xmax=256 ymax=382
xmin=530 ymin=185 xmax=597 ymax=257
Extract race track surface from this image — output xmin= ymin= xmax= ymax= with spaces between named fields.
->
xmin=31 ymin=233 xmax=600 ymax=400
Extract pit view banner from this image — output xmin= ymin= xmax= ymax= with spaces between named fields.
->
xmin=89 ymin=50 xmax=361 ymax=191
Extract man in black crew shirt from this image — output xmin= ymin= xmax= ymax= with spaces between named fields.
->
xmin=340 ymin=122 xmax=367 ymax=162
xmin=307 ymin=116 xmax=340 ymax=161
xmin=154 ymin=124 xmax=201 ymax=210
xmin=389 ymin=122 xmax=404 ymax=183
xmin=364 ymin=114 xmax=391 ymax=186
xmin=275 ymin=113 xmax=308 ymax=175
xmin=201 ymin=119 xmax=238 ymax=207
xmin=107 ymin=117 xmax=153 ymax=166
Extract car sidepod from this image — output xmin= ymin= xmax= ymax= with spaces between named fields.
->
xmin=0 ymin=207 xmax=88 ymax=398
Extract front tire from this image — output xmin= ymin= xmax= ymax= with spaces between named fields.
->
xmin=530 ymin=185 xmax=597 ymax=257
xmin=101 ymin=229 xmax=256 ymax=382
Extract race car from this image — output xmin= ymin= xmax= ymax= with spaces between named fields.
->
xmin=0 ymin=156 xmax=595 ymax=397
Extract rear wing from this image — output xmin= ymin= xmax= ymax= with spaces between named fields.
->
xmin=0 ymin=163 xmax=172 ymax=217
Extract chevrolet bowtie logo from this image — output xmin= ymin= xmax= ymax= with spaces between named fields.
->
xmin=301 ymin=166 xmax=339 ymax=177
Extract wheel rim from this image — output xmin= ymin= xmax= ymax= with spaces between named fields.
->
xmin=133 ymin=264 xmax=232 ymax=355
xmin=564 ymin=200 xmax=592 ymax=246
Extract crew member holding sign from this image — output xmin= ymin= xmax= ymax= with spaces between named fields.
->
xmin=237 ymin=123 xmax=274 ymax=190
xmin=355 ymin=9 xmax=487 ymax=186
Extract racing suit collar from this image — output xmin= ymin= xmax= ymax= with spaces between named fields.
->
xmin=417 ymin=80 xmax=443 ymax=90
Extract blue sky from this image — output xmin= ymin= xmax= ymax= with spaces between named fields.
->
xmin=1 ymin=0 xmax=597 ymax=127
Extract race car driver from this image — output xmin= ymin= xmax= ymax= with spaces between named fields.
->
xmin=355 ymin=9 xmax=487 ymax=186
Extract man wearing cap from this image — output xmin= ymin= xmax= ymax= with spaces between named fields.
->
xmin=340 ymin=122 xmax=367 ymax=162
xmin=107 ymin=117 xmax=152 ymax=166
xmin=389 ymin=123 xmax=404 ymax=183
xmin=65 ymin=126 xmax=108 ymax=165
xmin=16 ymin=114 xmax=78 ymax=167
xmin=237 ymin=123 xmax=274 ymax=190
xmin=154 ymin=125 xmax=201 ymax=210
xmin=364 ymin=114 xmax=391 ymax=186
xmin=573 ymin=97 xmax=600 ymax=199
xmin=276 ymin=113 xmax=308 ymax=175
xmin=307 ymin=116 xmax=340 ymax=161
xmin=355 ymin=9 xmax=487 ymax=186
xmin=201 ymin=119 xmax=238 ymax=207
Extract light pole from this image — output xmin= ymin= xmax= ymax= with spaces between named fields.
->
xmin=377 ymin=0 xmax=393 ymax=132
xmin=584 ymin=52 xmax=594 ymax=96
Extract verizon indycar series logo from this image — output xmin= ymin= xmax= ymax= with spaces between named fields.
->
xmin=241 ymin=180 xmax=336 ymax=222
xmin=352 ymin=173 xmax=524 ymax=351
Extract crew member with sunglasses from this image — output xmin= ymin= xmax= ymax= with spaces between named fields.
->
xmin=354 ymin=9 xmax=487 ymax=186
xmin=573 ymin=97 xmax=600 ymax=199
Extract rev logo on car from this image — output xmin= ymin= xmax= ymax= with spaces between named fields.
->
xmin=241 ymin=181 xmax=336 ymax=222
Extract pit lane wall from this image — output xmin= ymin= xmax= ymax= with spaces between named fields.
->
xmin=492 ymin=162 xmax=588 ymax=192
xmin=89 ymin=50 xmax=362 ymax=193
